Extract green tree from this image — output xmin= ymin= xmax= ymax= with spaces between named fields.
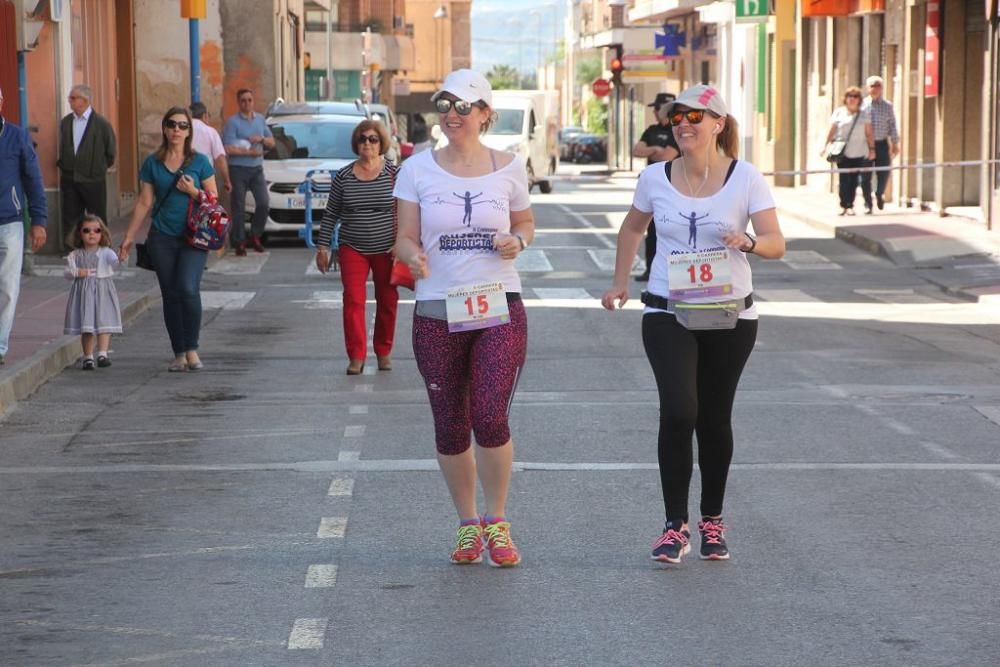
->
xmin=486 ymin=65 xmax=521 ymax=90
xmin=585 ymin=96 xmax=607 ymax=135
xmin=576 ymin=56 xmax=602 ymax=88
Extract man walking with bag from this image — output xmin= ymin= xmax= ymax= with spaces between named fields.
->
xmin=223 ymin=89 xmax=273 ymax=256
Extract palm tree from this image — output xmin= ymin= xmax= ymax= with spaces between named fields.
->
xmin=486 ymin=64 xmax=522 ymax=90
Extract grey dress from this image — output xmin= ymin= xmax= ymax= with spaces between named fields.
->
xmin=64 ymin=247 xmax=123 ymax=334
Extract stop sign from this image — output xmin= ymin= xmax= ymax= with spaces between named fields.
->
xmin=592 ymin=78 xmax=611 ymax=97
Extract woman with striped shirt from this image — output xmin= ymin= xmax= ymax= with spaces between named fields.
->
xmin=316 ymin=120 xmax=399 ymax=375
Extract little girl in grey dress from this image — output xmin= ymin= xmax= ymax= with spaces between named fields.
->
xmin=64 ymin=215 xmax=122 ymax=370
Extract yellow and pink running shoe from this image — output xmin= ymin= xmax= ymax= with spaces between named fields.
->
xmin=483 ymin=518 xmax=521 ymax=567
xmin=450 ymin=522 xmax=485 ymax=564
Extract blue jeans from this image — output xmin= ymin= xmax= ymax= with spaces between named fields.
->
xmin=146 ymin=230 xmax=208 ymax=355
xmin=229 ymin=165 xmax=270 ymax=245
xmin=0 ymin=222 xmax=25 ymax=356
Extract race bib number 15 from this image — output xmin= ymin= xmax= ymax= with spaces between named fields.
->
xmin=446 ymin=281 xmax=510 ymax=333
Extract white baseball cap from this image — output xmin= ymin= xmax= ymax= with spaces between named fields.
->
xmin=431 ymin=69 xmax=493 ymax=107
xmin=664 ymin=84 xmax=729 ymax=118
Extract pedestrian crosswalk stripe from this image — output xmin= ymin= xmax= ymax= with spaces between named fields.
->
xmin=754 ymin=288 xmax=818 ymax=303
xmin=304 ymin=564 xmax=338 ymax=588
xmin=208 ymin=254 xmax=268 ymax=275
xmin=532 ymin=288 xmax=593 ymax=300
xmin=344 ymin=425 xmax=366 ymax=437
xmin=781 ymin=250 xmax=843 ymax=270
xmin=287 ymin=618 xmax=327 ymax=649
xmin=586 ymin=249 xmax=643 ymax=273
xmin=200 ymin=291 xmax=256 ymax=310
xmin=338 ymin=451 xmax=360 ymax=461
xmin=974 ymin=405 xmax=1000 ymax=428
xmin=514 ymin=249 xmax=554 ymax=272
xmin=317 ymin=517 xmax=347 ymax=538
xmin=328 ymin=478 xmax=354 ymax=496
xmin=292 ymin=291 xmax=342 ymax=309
xmin=349 ymin=405 xmax=369 ymax=414
xmin=854 ymin=288 xmax=934 ymax=304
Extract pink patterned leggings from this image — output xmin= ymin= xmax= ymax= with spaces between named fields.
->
xmin=412 ymin=299 xmax=527 ymax=455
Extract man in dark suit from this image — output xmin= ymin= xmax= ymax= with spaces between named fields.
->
xmin=58 ymin=85 xmax=116 ymax=237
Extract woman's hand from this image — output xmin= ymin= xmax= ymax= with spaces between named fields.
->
xmin=722 ymin=230 xmax=755 ymax=252
xmin=493 ymin=233 xmax=522 ymax=260
xmin=178 ymin=174 xmax=199 ymax=197
xmin=77 ymin=268 xmax=96 ymax=278
xmin=118 ymin=236 xmax=133 ymax=262
xmin=316 ymin=247 xmax=338 ymax=273
xmin=406 ymin=251 xmax=430 ymax=279
xmin=601 ymin=285 xmax=629 ymax=310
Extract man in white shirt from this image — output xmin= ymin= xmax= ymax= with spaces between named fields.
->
xmin=189 ymin=102 xmax=231 ymax=194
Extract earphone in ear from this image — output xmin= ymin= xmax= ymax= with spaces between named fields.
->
xmin=713 ymin=125 xmax=722 ymax=135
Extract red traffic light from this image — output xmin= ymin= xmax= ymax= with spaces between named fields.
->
xmin=610 ymin=58 xmax=623 ymax=73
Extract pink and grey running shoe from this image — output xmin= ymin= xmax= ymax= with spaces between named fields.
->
xmin=698 ymin=518 xmax=730 ymax=560
xmin=651 ymin=520 xmax=691 ymax=564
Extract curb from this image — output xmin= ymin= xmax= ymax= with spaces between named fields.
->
xmin=0 ymin=287 xmax=161 ymax=419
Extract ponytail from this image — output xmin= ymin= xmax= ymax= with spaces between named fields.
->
xmin=717 ymin=114 xmax=739 ymax=159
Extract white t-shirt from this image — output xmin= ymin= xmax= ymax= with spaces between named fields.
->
xmin=632 ymin=159 xmax=776 ymax=320
xmin=192 ymin=119 xmax=226 ymax=161
xmin=394 ymin=149 xmax=532 ymax=300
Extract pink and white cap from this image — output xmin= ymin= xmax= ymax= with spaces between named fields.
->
xmin=431 ymin=69 xmax=493 ymax=107
xmin=664 ymin=84 xmax=729 ymax=117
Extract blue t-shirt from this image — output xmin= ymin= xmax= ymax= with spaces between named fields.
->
xmin=139 ymin=152 xmax=215 ymax=237
xmin=222 ymin=112 xmax=272 ymax=168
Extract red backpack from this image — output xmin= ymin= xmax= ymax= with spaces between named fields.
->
xmin=186 ymin=191 xmax=231 ymax=251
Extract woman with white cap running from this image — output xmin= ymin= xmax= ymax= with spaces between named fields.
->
xmin=602 ymin=84 xmax=786 ymax=565
xmin=394 ymin=69 xmax=535 ymax=567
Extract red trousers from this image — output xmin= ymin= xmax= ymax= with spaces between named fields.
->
xmin=339 ymin=245 xmax=399 ymax=361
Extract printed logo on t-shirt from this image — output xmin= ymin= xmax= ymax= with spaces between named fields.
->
xmin=439 ymin=227 xmax=498 ymax=254
xmin=428 ymin=192 xmax=510 ymax=226
xmin=662 ymin=207 xmax=727 ymax=250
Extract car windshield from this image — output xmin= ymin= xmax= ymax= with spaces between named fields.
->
xmin=265 ymin=120 xmax=357 ymax=160
xmin=488 ymin=109 xmax=524 ymax=136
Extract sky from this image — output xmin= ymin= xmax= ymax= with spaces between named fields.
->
xmin=470 ymin=1 xmax=567 ymax=75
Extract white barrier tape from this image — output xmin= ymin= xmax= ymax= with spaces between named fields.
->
xmin=762 ymin=159 xmax=1000 ymax=178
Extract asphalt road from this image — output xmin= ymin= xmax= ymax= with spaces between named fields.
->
xmin=2 ymin=169 xmax=999 ymax=666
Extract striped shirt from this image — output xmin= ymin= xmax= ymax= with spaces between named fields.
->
xmin=862 ymin=96 xmax=899 ymax=143
xmin=317 ymin=159 xmax=397 ymax=254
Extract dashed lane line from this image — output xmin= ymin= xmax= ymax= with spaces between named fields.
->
xmin=344 ymin=425 xmax=366 ymax=438
xmin=304 ymin=564 xmax=338 ymax=588
xmin=338 ymin=451 xmax=360 ymax=461
xmin=349 ymin=405 xmax=369 ymax=415
xmin=317 ymin=517 xmax=348 ymax=538
xmin=287 ymin=618 xmax=328 ymax=649
xmin=328 ymin=478 xmax=355 ymax=496
xmin=200 ymin=291 xmax=256 ymax=310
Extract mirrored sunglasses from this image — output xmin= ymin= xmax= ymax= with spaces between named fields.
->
xmin=164 ymin=120 xmax=191 ymax=130
xmin=668 ymin=109 xmax=708 ymax=126
xmin=81 ymin=227 xmax=102 ymax=234
xmin=435 ymin=98 xmax=477 ymax=116
xmin=359 ymin=134 xmax=381 ymax=145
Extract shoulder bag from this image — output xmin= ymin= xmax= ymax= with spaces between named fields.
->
xmin=825 ymin=111 xmax=860 ymax=164
xmin=387 ymin=161 xmax=416 ymax=290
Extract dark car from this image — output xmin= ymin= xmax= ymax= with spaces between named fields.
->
xmin=572 ymin=134 xmax=607 ymax=163
xmin=558 ymin=126 xmax=585 ymax=162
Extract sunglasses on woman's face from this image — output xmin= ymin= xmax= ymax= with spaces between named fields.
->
xmin=846 ymin=94 xmax=861 ymax=99
xmin=81 ymin=227 xmax=102 ymax=234
xmin=435 ymin=98 xmax=477 ymax=115
xmin=668 ymin=109 xmax=709 ymax=126
xmin=164 ymin=120 xmax=191 ymax=130
xmin=359 ymin=134 xmax=381 ymax=145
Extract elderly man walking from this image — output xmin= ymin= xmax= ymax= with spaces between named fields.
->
xmin=57 ymin=85 xmax=116 ymax=237
xmin=861 ymin=75 xmax=900 ymax=211
xmin=0 ymin=87 xmax=49 ymax=365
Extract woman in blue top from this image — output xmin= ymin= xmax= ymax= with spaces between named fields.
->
xmin=120 ymin=107 xmax=217 ymax=372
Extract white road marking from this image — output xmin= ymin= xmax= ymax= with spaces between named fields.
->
xmin=754 ymin=288 xmax=818 ymax=303
xmin=781 ymin=250 xmax=843 ymax=270
xmin=555 ymin=203 xmax=617 ymax=249
xmin=287 ymin=618 xmax=327 ymax=649
xmin=885 ymin=420 xmax=917 ymax=436
xmin=208 ymin=254 xmax=269 ymax=275
xmin=354 ymin=384 xmax=373 ymax=393
xmin=854 ymin=288 xmax=934 ymax=305
xmin=918 ymin=440 xmax=959 ymax=460
xmin=514 ymin=249 xmax=554 ymax=272
xmin=532 ymin=287 xmax=593 ymax=300
xmin=304 ymin=564 xmax=338 ymax=588
xmin=344 ymin=425 xmax=366 ymax=438
xmin=338 ymin=451 xmax=360 ymax=461
xmin=974 ymin=472 xmax=1000 ymax=490
xmin=586 ymin=248 xmax=643 ymax=273
xmin=292 ymin=290 xmax=343 ymax=309
xmin=328 ymin=477 xmax=355 ymax=496
xmin=349 ymin=405 xmax=369 ymax=415
xmin=200 ymin=291 xmax=256 ymax=310
xmin=317 ymin=517 xmax=347 ymax=538
xmin=974 ymin=405 xmax=1000 ymax=427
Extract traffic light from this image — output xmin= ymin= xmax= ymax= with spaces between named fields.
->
xmin=610 ymin=46 xmax=624 ymax=86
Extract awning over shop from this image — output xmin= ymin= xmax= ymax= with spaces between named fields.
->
xmin=383 ymin=35 xmax=415 ymax=71
xmin=802 ymin=0 xmax=887 ymax=17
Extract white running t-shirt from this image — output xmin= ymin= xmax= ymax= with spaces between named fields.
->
xmin=394 ymin=149 xmax=531 ymax=300
xmin=632 ymin=159 xmax=776 ymax=320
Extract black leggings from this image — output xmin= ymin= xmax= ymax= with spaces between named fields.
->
xmin=642 ymin=313 xmax=758 ymax=522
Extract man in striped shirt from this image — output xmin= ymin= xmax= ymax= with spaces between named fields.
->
xmin=862 ymin=75 xmax=899 ymax=211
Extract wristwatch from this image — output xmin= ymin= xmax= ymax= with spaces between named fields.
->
xmin=742 ymin=233 xmax=757 ymax=254
xmin=514 ymin=233 xmax=527 ymax=251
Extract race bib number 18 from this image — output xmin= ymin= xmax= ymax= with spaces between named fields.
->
xmin=446 ymin=281 xmax=510 ymax=333
xmin=667 ymin=249 xmax=733 ymax=300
